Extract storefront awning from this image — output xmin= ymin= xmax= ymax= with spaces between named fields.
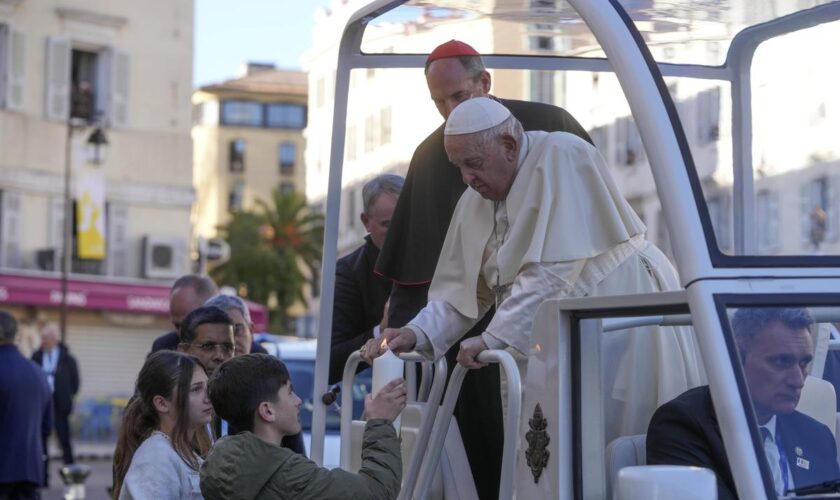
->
xmin=0 ymin=272 xmax=268 ymax=332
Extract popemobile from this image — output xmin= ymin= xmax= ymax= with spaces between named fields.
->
xmin=307 ymin=1 xmax=840 ymax=499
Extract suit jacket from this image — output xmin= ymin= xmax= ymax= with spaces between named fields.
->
xmin=329 ymin=235 xmax=391 ymax=384
xmin=32 ymin=343 xmax=79 ymax=415
xmin=0 ymin=345 xmax=53 ymax=484
xmin=150 ymin=330 xmax=267 ymax=356
xmin=647 ymin=385 xmax=840 ymax=499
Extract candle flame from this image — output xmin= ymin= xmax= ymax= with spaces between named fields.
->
xmin=380 ymin=338 xmax=388 ymax=351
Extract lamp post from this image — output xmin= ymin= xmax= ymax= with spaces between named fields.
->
xmin=59 ymin=120 xmax=108 ymax=342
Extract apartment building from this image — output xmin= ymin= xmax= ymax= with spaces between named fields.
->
xmin=0 ymin=0 xmax=203 ymax=401
xmin=192 ymin=64 xmax=308 ymax=240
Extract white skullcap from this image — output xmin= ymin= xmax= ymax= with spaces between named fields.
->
xmin=444 ymin=97 xmax=511 ymax=136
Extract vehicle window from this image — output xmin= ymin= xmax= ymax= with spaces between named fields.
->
xmin=285 ymin=359 xmax=370 ymax=431
xmin=725 ymin=304 xmax=840 ymax=498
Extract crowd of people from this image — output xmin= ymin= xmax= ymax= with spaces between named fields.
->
xmin=2 ymin=38 xmax=839 ymax=500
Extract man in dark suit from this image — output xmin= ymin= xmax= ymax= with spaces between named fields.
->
xmin=0 ymin=311 xmax=52 ymax=499
xmin=150 ymin=274 xmax=266 ymax=355
xmin=648 ymin=307 xmax=840 ymax=499
xmin=32 ymin=323 xmax=79 ymax=468
xmin=329 ymin=174 xmax=402 ymax=384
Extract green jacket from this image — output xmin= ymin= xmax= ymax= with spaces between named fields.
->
xmin=200 ymin=419 xmax=401 ymax=500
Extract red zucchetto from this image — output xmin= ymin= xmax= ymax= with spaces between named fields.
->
xmin=425 ymin=40 xmax=480 ymax=65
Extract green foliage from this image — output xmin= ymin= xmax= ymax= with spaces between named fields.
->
xmin=211 ymin=191 xmax=324 ymax=331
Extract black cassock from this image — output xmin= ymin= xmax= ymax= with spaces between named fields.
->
xmin=375 ymin=96 xmax=591 ymax=499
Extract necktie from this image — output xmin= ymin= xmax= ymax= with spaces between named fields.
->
xmin=760 ymin=426 xmax=784 ymax=495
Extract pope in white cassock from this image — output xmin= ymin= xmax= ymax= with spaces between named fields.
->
xmin=365 ymin=97 xmax=705 ymax=439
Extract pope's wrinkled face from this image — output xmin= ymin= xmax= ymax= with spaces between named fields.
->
xmin=426 ymin=58 xmax=491 ymax=120
xmin=445 ymin=132 xmax=519 ymax=201
xmin=742 ymin=321 xmax=813 ymax=422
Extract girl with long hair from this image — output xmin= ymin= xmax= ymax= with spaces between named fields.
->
xmin=113 ymin=351 xmax=213 ymax=499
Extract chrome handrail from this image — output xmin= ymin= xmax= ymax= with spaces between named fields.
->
xmin=413 ymin=350 xmax=522 ymax=500
xmin=339 ymin=349 xmax=448 ymax=500
xmin=397 ymin=353 xmax=447 ymax=500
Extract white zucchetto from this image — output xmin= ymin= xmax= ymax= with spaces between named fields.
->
xmin=444 ymin=97 xmax=511 ymax=136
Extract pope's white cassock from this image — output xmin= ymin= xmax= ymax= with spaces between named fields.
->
xmin=404 ymin=97 xmax=705 ymax=440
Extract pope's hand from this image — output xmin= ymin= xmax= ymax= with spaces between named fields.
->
xmin=383 ymin=327 xmax=416 ymax=354
xmin=457 ymin=336 xmax=489 ymax=369
xmin=360 ymin=328 xmax=417 ymax=364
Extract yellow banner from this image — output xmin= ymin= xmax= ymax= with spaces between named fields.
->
xmin=75 ymin=166 xmax=106 ymax=260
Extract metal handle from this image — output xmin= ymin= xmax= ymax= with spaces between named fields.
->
xmin=397 ymin=356 xmax=447 ymax=500
xmin=413 ymin=349 xmax=522 ymax=500
xmin=339 ymin=350 xmax=363 ymax=469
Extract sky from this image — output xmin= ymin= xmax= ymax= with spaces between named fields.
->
xmin=193 ymin=0 xmax=330 ymax=87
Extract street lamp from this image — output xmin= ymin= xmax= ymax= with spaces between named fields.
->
xmin=59 ymin=121 xmax=108 ymax=341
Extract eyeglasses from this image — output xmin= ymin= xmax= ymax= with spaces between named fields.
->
xmin=188 ymin=341 xmax=235 ymax=355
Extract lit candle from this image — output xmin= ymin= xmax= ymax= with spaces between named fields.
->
xmin=371 ymin=337 xmax=405 ymax=429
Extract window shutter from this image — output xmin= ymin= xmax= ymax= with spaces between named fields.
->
xmin=49 ymin=197 xmax=65 ymax=263
xmin=107 ymin=48 xmax=130 ymax=127
xmin=106 ymin=204 xmax=129 ymax=276
xmin=45 ymin=37 xmax=71 ymax=121
xmin=1 ymin=191 xmax=22 ymax=268
xmin=3 ymin=27 xmax=26 ymax=111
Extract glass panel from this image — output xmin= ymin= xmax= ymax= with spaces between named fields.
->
xmin=360 ymin=1 xmax=836 ymax=65
xmin=579 ymin=312 xmax=703 ymax=498
xmin=724 ymin=305 xmax=840 ymax=497
xmin=221 ymin=100 xmax=263 ymax=126
xmin=229 ymin=139 xmax=245 ymax=173
xmin=266 ymin=103 xmax=306 ymax=129
xmin=279 ymin=142 xmax=296 ymax=175
xmin=751 ymin=21 xmax=840 ymax=256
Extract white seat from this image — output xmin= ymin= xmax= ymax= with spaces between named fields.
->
xmin=605 ymin=434 xmax=647 ymax=500
xmin=796 ymin=375 xmax=837 ymax=436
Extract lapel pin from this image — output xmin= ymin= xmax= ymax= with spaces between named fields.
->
xmin=795 ymin=447 xmax=803 ymax=456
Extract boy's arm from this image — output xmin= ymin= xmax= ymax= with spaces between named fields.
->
xmin=268 ymin=420 xmax=402 ymax=500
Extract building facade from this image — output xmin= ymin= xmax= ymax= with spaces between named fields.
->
xmin=192 ymin=64 xmax=307 ymax=240
xmin=0 ymin=0 xmax=195 ymax=410
xmin=301 ymin=0 xmax=839 ymax=331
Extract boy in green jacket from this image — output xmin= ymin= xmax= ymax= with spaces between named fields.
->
xmin=201 ymin=353 xmax=405 ymax=500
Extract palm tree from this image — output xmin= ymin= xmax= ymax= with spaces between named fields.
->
xmin=212 ymin=190 xmax=324 ymax=332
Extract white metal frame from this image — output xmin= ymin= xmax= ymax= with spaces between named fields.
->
xmin=311 ymin=3 xmax=840 ymax=499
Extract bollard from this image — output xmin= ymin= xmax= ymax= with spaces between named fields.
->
xmin=60 ymin=464 xmax=91 ymax=500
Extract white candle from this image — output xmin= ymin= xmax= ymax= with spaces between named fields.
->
xmin=371 ymin=339 xmax=405 ymax=429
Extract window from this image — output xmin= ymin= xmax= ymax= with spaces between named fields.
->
xmin=529 ymin=71 xmax=554 ymax=104
xmin=70 ymin=49 xmax=98 ymax=122
xmin=0 ymin=24 xmax=25 ymax=112
xmin=228 ymin=182 xmax=244 ymax=212
xmin=346 ymin=126 xmax=357 ymax=161
xmin=45 ymin=40 xmax=130 ymax=126
xmin=346 ymin=188 xmax=356 ymax=228
xmin=266 ymin=103 xmax=306 ymax=129
xmin=279 ymin=182 xmax=295 ymax=196
xmin=696 ymin=87 xmax=721 ymax=144
xmin=364 ymin=115 xmax=376 ymax=153
xmin=229 ymin=139 xmax=245 ymax=173
xmin=614 ymin=116 xmax=644 ymax=166
xmin=707 ymin=194 xmax=732 ymax=251
xmin=379 ymin=108 xmax=391 ymax=146
xmin=756 ymin=190 xmax=779 ymax=253
xmin=801 ymin=176 xmax=837 ymax=251
xmin=279 ymin=142 xmax=296 ymax=175
xmin=529 ymin=36 xmax=554 ymax=51
xmin=221 ymin=100 xmax=262 ymax=126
